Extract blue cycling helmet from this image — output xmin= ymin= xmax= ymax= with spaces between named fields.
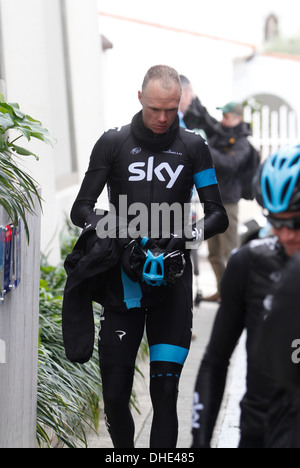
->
xmin=255 ymin=144 xmax=300 ymax=213
xmin=142 ymin=250 xmax=165 ymax=287
xmin=129 ymin=243 xmax=186 ymax=287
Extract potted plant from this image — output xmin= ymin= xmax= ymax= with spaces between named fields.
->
xmin=0 ymin=92 xmax=53 ymax=240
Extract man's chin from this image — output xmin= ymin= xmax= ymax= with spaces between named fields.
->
xmin=152 ymin=126 xmax=168 ymax=134
xmin=285 ymin=245 xmax=300 ymax=257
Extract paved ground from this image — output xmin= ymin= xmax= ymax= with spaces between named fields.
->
xmin=86 ymin=245 xmax=247 ymax=449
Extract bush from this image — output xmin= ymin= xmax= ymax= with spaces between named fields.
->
xmin=37 ymin=260 xmax=103 ymax=448
xmin=37 ymin=222 xmax=149 ymax=448
xmin=0 ymin=93 xmax=53 ymax=241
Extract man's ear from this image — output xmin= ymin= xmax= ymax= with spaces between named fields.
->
xmin=138 ymin=90 xmax=143 ymax=105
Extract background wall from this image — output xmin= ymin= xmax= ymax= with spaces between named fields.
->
xmin=0 ymin=0 xmax=105 ymax=264
xmin=0 ymin=200 xmax=41 ymax=448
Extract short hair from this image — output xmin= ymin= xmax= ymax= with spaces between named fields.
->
xmin=142 ymin=65 xmax=182 ymax=95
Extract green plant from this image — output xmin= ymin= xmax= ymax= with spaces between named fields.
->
xmin=0 ymin=93 xmax=53 ymax=240
xmin=37 ymin=222 xmax=149 ymax=448
xmin=37 ymin=261 xmax=103 ymax=448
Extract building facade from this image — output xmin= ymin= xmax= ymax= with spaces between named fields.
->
xmin=0 ymin=0 xmax=105 ymax=263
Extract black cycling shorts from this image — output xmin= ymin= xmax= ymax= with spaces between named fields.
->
xmin=98 ymin=259 xmax=193 ymax=369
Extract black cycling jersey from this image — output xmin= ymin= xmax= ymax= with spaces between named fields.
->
xmin=71 ymin=111 xmax=228 ymax=242
xmin=71 ymin=111 xmax=228 ymax=314
xmin=257 ymin=250 xmax=300 ymax=391
xmin=256 ymin=251 xmax=300 ymax=448
xmin=192 ymin=237 xmax=289 ymax=448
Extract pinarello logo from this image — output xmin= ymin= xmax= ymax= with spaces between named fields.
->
xmin=131 ymin=147 xmax=142 ymax=155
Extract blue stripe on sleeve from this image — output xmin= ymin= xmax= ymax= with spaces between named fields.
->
xmin=193 ymin=168 xmax=217 ymax=189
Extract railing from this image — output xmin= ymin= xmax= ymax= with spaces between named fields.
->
xmin=0 ymin=196 xmax=41 ymax=448
xmin=244 ymin=105 xmax=299 ymax=160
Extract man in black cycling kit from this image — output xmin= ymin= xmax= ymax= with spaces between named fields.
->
xmin=257 ymin=249 xmax=300 ymax=448
xmin=70 ymin=65 xmax=228 ymax=448
xmin=254 ymin=144 xmax=300 ymax=448
xmin=191 ymin=143 xmax=300 ymax=448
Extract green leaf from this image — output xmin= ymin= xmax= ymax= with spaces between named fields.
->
xmin=0 ymin=113 xmax=14 ymax=130
xmin=8 ymin=103 xmax=25 ymax=119
xmin=11 ymin=144 xmax=37 ymax=158
xmin=0 ymin=93 xmax=53 ymax=241
xmin=0 ymin=134 xmax=7 ymax=150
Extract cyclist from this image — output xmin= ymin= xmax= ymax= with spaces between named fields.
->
xmin=255 ymin=145 xmax=300 ymax=448
xmin=191 ymin=143 xmax=300 ymax=448
xmin=257 ymin=249 xmax=300 ymax=448
xmin=70 ymin=65 xmax=228 ymax=448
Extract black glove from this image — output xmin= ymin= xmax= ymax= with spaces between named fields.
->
xmin=120 ymin=237 xmax=158 ymax=282
xmin=157 ymin=225 xmax=203 ymax=251
xmin=120 ymin=240 xmax=140 ymax=281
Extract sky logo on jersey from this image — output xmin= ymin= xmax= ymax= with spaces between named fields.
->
xmin=128 ymin=156 xmax=184 ymax=189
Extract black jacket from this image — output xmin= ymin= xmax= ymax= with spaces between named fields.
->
xmin=62 ymin=215 xmax=122 ymax=364
xmin=257 ymin=251 xmax=300 ymax=391
xmin=256 ymin=252 xmax=300 ymax=448
xmin=183 ymin=97 xmax=222 ymax=139
xmin=209 ymin=122 xmax=259 ymax=203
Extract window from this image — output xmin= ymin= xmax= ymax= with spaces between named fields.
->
xmin=265 ymin=14 xmax=279 ymax=42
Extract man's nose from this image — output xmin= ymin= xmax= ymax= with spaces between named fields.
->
xmin=158 ymin=111 xmax=167 ymax=122
xmin=280 ymin=226 xmax=297 ymax=241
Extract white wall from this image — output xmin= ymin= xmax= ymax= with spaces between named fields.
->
xmin=1 ymin=0 xmax=61 ymax=263
xmin=0 ymin=0 xmax=105 ymax=264
xmin=63 ymin=0 xmax=105 ymax=180
xmin=98 ymin=0 xmax=300 ymax=49
xmin=234 ymin=54 xmax=300 ymax=135
xmin=98 ymin=0 xmax=300 ymax=129
xmin=0 ymin=200 xmax=41 ymax=448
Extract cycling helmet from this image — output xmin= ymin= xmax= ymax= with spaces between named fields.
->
xmin=143 ymin=250 xmax=165 ymax=287
xmin=129 ymin=243 xmax=186 ymax=287
xmin=255 ymin=144 xmax=300 ymax=213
